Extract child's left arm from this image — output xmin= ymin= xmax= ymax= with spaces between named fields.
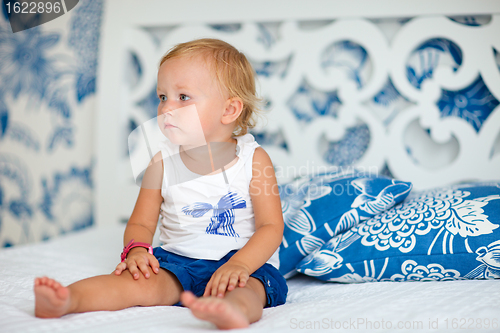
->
xmin=204 ymin=147 xmax=284 ymax=298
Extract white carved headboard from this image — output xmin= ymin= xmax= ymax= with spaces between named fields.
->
xmin=95 ymin=0 xmax=500 ymax=226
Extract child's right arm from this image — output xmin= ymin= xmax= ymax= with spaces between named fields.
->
xmin=114 ymin=152 xmax=164 ymax=280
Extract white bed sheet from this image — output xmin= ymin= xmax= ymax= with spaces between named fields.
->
xmin=1 ymin=225 xmax=499 ymax=333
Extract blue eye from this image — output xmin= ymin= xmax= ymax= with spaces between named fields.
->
xmin=180 ymin=94 xmax=190 ymax=101
xmin=159 ymin=95 xmax=167 ymax=102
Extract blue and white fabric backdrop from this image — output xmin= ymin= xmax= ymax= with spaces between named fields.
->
xmin=0 ymin=1 xmax=102 ymax=247
xmin=1 ymin=8 xmax=499 ymax=248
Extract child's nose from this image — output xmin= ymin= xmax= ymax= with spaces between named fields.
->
xmin=159 ymin=101 xmax=177 ymax=115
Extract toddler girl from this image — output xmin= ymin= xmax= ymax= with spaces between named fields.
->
xmin=34 ymin=38 xmax=287 ymax=330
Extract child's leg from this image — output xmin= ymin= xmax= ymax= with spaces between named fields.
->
xmin=180 ymin=277 xmax=266 ymax=329
xmin=34 ymin=267 xmax=182 ymax=318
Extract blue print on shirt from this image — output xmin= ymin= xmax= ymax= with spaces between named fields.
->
xmin=181 ymin=191 xmax=246 ymax=237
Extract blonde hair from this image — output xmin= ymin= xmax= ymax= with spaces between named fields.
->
xmin=159 ymin=38 xmax=261 ymax=136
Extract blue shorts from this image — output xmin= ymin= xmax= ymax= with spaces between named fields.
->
xmin=153 ymin=247 xmax=287 ymax=308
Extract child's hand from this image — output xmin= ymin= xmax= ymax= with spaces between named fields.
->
xmin=203 ymin=261 xmax=250 ymax=298
xmin=114 ymin=248 xmax=160 ymax=280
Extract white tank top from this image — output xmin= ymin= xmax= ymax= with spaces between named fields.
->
xmin=158 ymin=134 xmax=279 ymax=268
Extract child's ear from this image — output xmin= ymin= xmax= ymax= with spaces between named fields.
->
xmin=221 ymin=97 xmax=243 ymax=125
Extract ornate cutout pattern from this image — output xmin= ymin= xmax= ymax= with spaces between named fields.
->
xmin=124 ymin=16 xmax=500 ymax=190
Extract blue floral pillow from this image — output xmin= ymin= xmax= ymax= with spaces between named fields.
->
xmin=278 ymin=170 xmax=412 ymax=278
xmin=296 ymin=182 xmax=500 ymax=282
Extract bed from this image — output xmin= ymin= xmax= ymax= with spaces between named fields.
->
xmin=2 ymin=0 xmax=500 ymax=332
xmin=1 ymin=224 xmax=499 ymax=333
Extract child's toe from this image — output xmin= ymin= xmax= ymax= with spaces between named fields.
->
xmin=180 ymin=291 xmax=196 ymax=307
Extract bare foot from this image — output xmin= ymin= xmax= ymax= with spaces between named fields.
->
xmin=34 ymin=277 xmax=71 ymax=318
xmin=180 ymin=291 xmax=249 ymax=329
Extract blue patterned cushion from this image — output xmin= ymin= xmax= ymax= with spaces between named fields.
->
xmin=278 ymin=171 xmax=412 ymax=278
xmin=296 ymin=182 xmax=500 ymax=282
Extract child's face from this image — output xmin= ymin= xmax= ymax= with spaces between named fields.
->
xmin=156 ymin=55 xmax=228 ymax=147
